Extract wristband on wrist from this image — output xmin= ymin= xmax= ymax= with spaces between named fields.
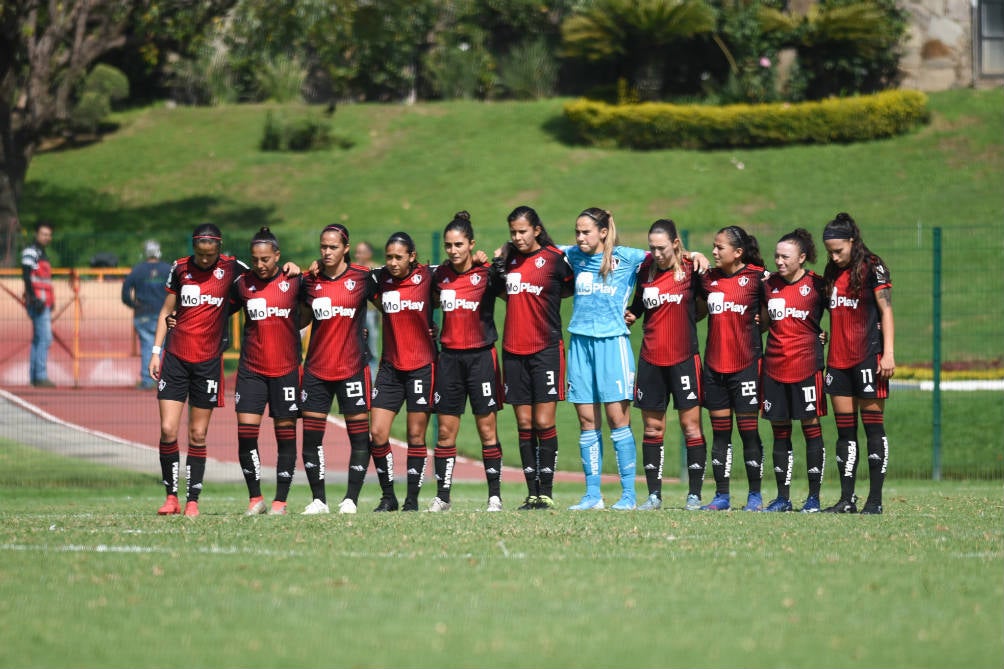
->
xmin=151 ymin=346 xmax=162 ymax=355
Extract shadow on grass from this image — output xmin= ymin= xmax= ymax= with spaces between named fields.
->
xmin=540 ymin=112 xmax=588 ymax=147
xmin=20 ymin=182 xmax=282 ymax=267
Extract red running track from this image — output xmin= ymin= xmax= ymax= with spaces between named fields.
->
xmin=5 ymin=386 xmax=605 ymax=484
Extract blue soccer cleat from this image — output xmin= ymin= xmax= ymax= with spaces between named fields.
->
xmin=701 ymin=493 xmax=730 ymax=511
xmin=763 ymin=497 xmax=793 ymax=512
xmin=743 ymin=492 xmax=763 ymax=511
xmin=800 ymin=495 xmax=821 ymax=513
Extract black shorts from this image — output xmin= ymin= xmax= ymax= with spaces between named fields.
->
xmin=502 ymin=343 xmax=565 ymax=405
xmin=157 ymin=352 xmax=224 ymax=409
xmin=434 ymin=347 xmax=501 ymax=416
xmin=634 ymin=355 xmax=702 ymax=412
xmin=761 ymin=370 xmax=827 ymax=421
xmin=371 ymin=362 xmax=434 ymax=414
xmin=702 ymin=360 xmax=761 ymax=413
xmin=235 ymin=367 xmax=301 ymax=419
xmin=825 ymin=356 xmax=889 ymax=400
xmin=301 ymin=368 xmax=372 ymax=415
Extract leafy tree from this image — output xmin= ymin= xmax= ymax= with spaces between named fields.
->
xmin=758 ymin=0 xmax=907 ymax=100
xmin=0 ymin=0 xmax=234 ymax=266
xmin=561 ymin=0 xmax=717 ymax=100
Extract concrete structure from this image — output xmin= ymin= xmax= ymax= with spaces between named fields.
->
xmin=900 ymin=0 xmax=1002 ymax=90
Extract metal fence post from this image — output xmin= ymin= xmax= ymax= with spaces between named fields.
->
xmin=932 ymin=227 xmax=942 ymax=481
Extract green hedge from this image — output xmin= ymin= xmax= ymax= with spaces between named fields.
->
xmin=563 ymin=90 xmax=930 ymax=149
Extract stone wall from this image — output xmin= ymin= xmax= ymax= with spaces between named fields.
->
xmin=899 ymin=0 xmax=977 ymax=90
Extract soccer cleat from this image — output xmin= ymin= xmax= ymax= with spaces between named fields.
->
xmin=701 ymin=493 xmax=731 ymax=511
xmin=517 ymin=495 xmax=539 ymax=510
xmin=637 ymin=494 xmax=662 ymax=511
xmin=743 ymin=492 xmax=763 ymax=511
xmin=337 ymin=498 xmax=358 ymax=514
xmin=486 ymin=496 xmax=503 ymax=512
xmin=685 ymin=494 xmax=702 ymax=511
xmin=426 ymin=497 xmax=451 ymax=512
xmin=800 ymin=495 xmax=821 ymax=513
xmin=401 ymin=497 xmax=419 ymax=512
xmin=268 ymin=501 xmax=287 ymax=515
xmin=245 ymin=496 xmax=267 ymax=516
xmin=535 ymin=495 xmax=556 ymax=510
xmin=822 ymin=495 xmax=858 ymax=514
xmin=184 ymin=501 xmax=199 ymax=518
xmin=302 ymin=499 xmax=330 ymax=515
xmin=373 ymin=496 xmax=399 ymax=512
xmin=569 ymin=495 xmax=604 ymax=511
xmin=157 ymin=494 xmax=180 ymax=515
xmin=860 ymin=500 xmax=883 ymax=515
xmin=763 ymin=497 xmax=793 ymax=512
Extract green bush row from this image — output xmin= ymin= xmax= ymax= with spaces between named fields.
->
xmin=563 ymin=90 xmax=930 ymax=149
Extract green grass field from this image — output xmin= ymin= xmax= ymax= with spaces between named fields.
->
xmin=0 ymin=443 xmax=1001 ymax=668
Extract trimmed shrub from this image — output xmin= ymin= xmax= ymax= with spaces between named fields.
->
xmin=259 ymin=111 xmax=334 ymax=152
xmin=562 ymin=89 xmax=929 ymax=149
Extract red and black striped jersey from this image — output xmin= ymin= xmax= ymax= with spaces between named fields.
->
xmin=164 ymin=254 xmax=246 ymax=363
xmin=631 ymin=257 xmax=700 ymax=367
xmin=232 ymin=271 xmax=303 ymax=377
xmin=827 ymin=258 xmax=891 ymax=369
xmin=699 ymin=263 xmax=766 ymax=374
xmin=433 ymin=262 xmax=500 ymax=351
xmin=500 ymin=245 xmax=573 ymax=355
xmin=763 ymin=270 xmax=826 ymax=383
xmin=372 ymin=264 xmax=437 ymax=371
xmin=302 ymin=264 xmax=376 ymax=381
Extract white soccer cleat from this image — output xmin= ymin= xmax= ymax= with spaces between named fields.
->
xmin=301 ymin=499 xmax=330 ymax=515
xmin=337 ymin=498 xmax=357 ymax=514
xmin=426 ymin=497 xmax=451 ymax=512
xmin=486 ymin=496 xmax=503 ymax=512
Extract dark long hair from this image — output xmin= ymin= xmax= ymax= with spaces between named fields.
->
xmin=777 ymin=228 xmax=816 ymax=265
xmin=385 ymin=231 xmax=418 ymax=270
xmin=823 ymin=212 xmax=884 ymax=297
xmin=444 ymin=210 xmax=475 ymax=240
xmin=321 ymin=223 xmax=351 ymax=262
xmin=192 ymin=222 xmax=223 ymax=251
xmin=717 ymin=225 xmax=764 ymax=268
xmin=501 ymin=205 xmax=556 ymax=261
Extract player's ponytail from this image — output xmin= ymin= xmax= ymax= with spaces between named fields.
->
xmin=580 ymin=207 xmax=619 ymax=280
xmin=718 ymin=225 xmax=763 ymax=268
xmin=778 ymin=228 xmax=816 ymax=265
xmin=250 ymin=226 xmax=279 ymax=252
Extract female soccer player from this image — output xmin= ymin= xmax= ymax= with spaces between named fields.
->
xmin=761 ymin=228 xmax=828 ymax=513
xmin=367 ymin=231 xmax=438 ymax=512
xmin=231 ymin=227 xmax=306 ymax=516
xmin=150 ymin=223 xmax=248 ymax=517
xmin=494 ymin=206 xmax=574 ymax=511
xmin=563 ymin=208 xmax=665 ymax=511
xmin=627 ymin=219 xmax=708 ymax=511
xmin=299 ymin=223 xmax=377 ymax=515
xmin=698 ymin=225 xmax=768 ymax=512
xmin=821 ymin=212 xmax=894 ymax=515
xmin=429 ymin=211 xmax=504 ymax=512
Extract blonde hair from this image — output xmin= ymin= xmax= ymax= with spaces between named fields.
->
xmin=579 ymin=207 xmax=619 ymax=280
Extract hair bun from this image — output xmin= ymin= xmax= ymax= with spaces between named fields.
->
xmin=454 ymin=210 xmax=471 ymax=221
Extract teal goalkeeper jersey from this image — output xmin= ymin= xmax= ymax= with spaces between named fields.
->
xmin=563 ymin=245 xmax=648 ymax=338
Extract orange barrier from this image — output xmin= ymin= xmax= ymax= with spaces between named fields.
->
xmin=0 ymin=268 xmax=243 ymax=388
